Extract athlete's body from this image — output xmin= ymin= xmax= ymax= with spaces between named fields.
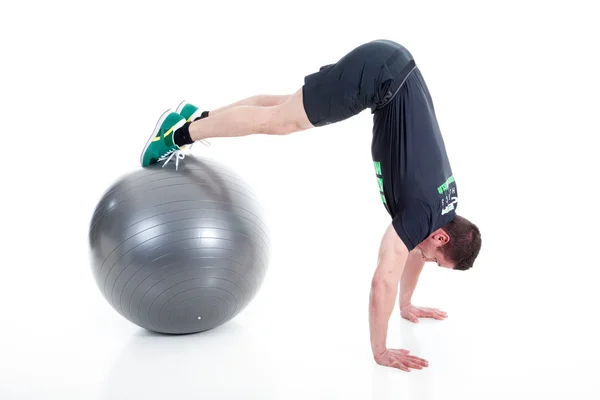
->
xmin=140 ymin=40 xmax=482 ymax=371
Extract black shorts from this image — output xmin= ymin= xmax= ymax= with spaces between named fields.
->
xmin=302 ymin=40 xmax=417 ymax=127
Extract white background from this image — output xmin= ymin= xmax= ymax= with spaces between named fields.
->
xmin=1 ymin=0 xmax=599 ymax=398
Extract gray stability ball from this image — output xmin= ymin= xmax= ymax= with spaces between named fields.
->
xmin=88 ymin=155 xmax=270 ymax=334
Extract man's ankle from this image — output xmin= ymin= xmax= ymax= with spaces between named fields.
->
xmin=173 ymin=122 xmax=194 ymax=147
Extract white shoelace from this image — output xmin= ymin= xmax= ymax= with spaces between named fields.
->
xmin=158 ymin=140 xmax=211 ymax=170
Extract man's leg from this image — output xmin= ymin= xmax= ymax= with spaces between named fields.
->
xmin=140 ymin=89 xmax=310 ymax=167
xmin=209 ymin=94 xmax=291 ymax=116
xmin=141 ymin=40 xmax=393 ymax=167
xmin=188 ymin=88 xmax=312 ymax=141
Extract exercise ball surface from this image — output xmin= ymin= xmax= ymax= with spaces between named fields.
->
xmin=88 ymin=155 xmax=270 ymax=334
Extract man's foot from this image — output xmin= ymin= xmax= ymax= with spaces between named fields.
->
xmin=176 ymin=100 xmax=211 ymax=148
xmin=176 ymin=100 xmax=205 ymax=122
xmin=140 ymin=109 xmax=186 ymax=167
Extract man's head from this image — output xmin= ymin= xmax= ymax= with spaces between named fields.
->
xmin=416 ymin=215 xmax=481 ymax=270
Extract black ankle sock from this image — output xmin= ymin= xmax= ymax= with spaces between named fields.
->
xmin=174 ymin=122 xmax=193 ymax=147
xmin=196 ymin=110 xmax=209 ymax=120
xmin=173 ymin=111 xmax=210 ymax=147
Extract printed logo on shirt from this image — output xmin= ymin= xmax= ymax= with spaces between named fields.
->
xmin=373 ymin=161 xmax=387 ymax=205
xmin=441 ymin=197 xmax=458 ymax=215
xmin=437 ymin=175 xmax=458 ymax=215
xmin=437 ymin=175 xmax=455 ymax=194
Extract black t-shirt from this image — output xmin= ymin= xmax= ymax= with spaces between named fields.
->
xmin=371 ymin=67 xmax=457 ymax=251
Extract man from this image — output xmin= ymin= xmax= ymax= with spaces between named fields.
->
xmin=140 ymin=39 xmax=482 ymax=371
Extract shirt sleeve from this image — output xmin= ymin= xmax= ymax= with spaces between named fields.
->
xmin=391 ymin=199 xmax=433 ymax=251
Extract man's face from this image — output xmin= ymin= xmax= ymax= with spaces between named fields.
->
xmin=417 ymin=245 xmax=454 ymax=269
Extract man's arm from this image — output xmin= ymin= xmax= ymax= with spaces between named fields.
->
xmin=398 ymin=250 xmax=448 ymax=323
xmin=369 ymin=224 xmax=408 ymax=356
xmin=369 ymin=224 xmax=429 ymax=371
xmin=399 ymin=251 xmax=425 ymax=308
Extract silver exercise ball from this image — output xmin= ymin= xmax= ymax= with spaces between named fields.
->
xmin=88 ymin=155 xmax=270 ymax=334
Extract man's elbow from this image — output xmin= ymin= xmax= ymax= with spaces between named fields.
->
xmin=369 ymin=276 xmax=396 ymax=312
xmin=370 ymin=276 xmax=396 ymax=293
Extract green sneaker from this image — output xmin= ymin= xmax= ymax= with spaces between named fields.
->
xmin=176 ymin=100 xmax=203 ymax=122
xmin=140 ymin=109 xmax=186 ymax=167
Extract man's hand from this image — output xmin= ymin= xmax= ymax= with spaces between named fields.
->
xmin=374 ymin=349 xmax=429 ymax=372
xmin=401 ymin=304 xmax=447 ymax=323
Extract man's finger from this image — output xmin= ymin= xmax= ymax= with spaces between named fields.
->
xmin=417 ymin=311 xmax=438 ymax=319
xmin=425 ymin=308 xmax=446 ymax=315
xmin=406 ymin=354 xmax=428 ymax=362
xmin=391 ymin=360 xmax=411 ymax=372
xmin=408 ymin=314 xmax=419 ymax=323
xmin=404 ymin=361 xmax=424 ymax=369
xmin=419 ymin=310 xmax=445 ymax=319
xmin=407 ymin=356 xmax=429 ymax=366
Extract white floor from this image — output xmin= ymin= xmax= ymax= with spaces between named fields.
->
xmin=1 ymin=1 xmax=599 ymax=399
xmin=1 ymin=234 xmax=599 ymax=399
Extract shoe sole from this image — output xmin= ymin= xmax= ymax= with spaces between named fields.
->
xmin=140 ymin=108 xmax=172 ymax=167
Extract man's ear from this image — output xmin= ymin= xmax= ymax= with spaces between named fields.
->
xmin=432 ymin=229 xmax=450 ymax=244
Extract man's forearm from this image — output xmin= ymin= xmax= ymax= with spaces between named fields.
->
xmin=399 ymin=251 xmax=425 ymax=308
xmin=369 ymin=224 xmax=409 ymax=358
xmin=369 ymin=271 xmax=399 ymax=356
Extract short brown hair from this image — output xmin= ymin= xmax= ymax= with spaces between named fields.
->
xmin=441 ymin=215 xmax=481 ymax=271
